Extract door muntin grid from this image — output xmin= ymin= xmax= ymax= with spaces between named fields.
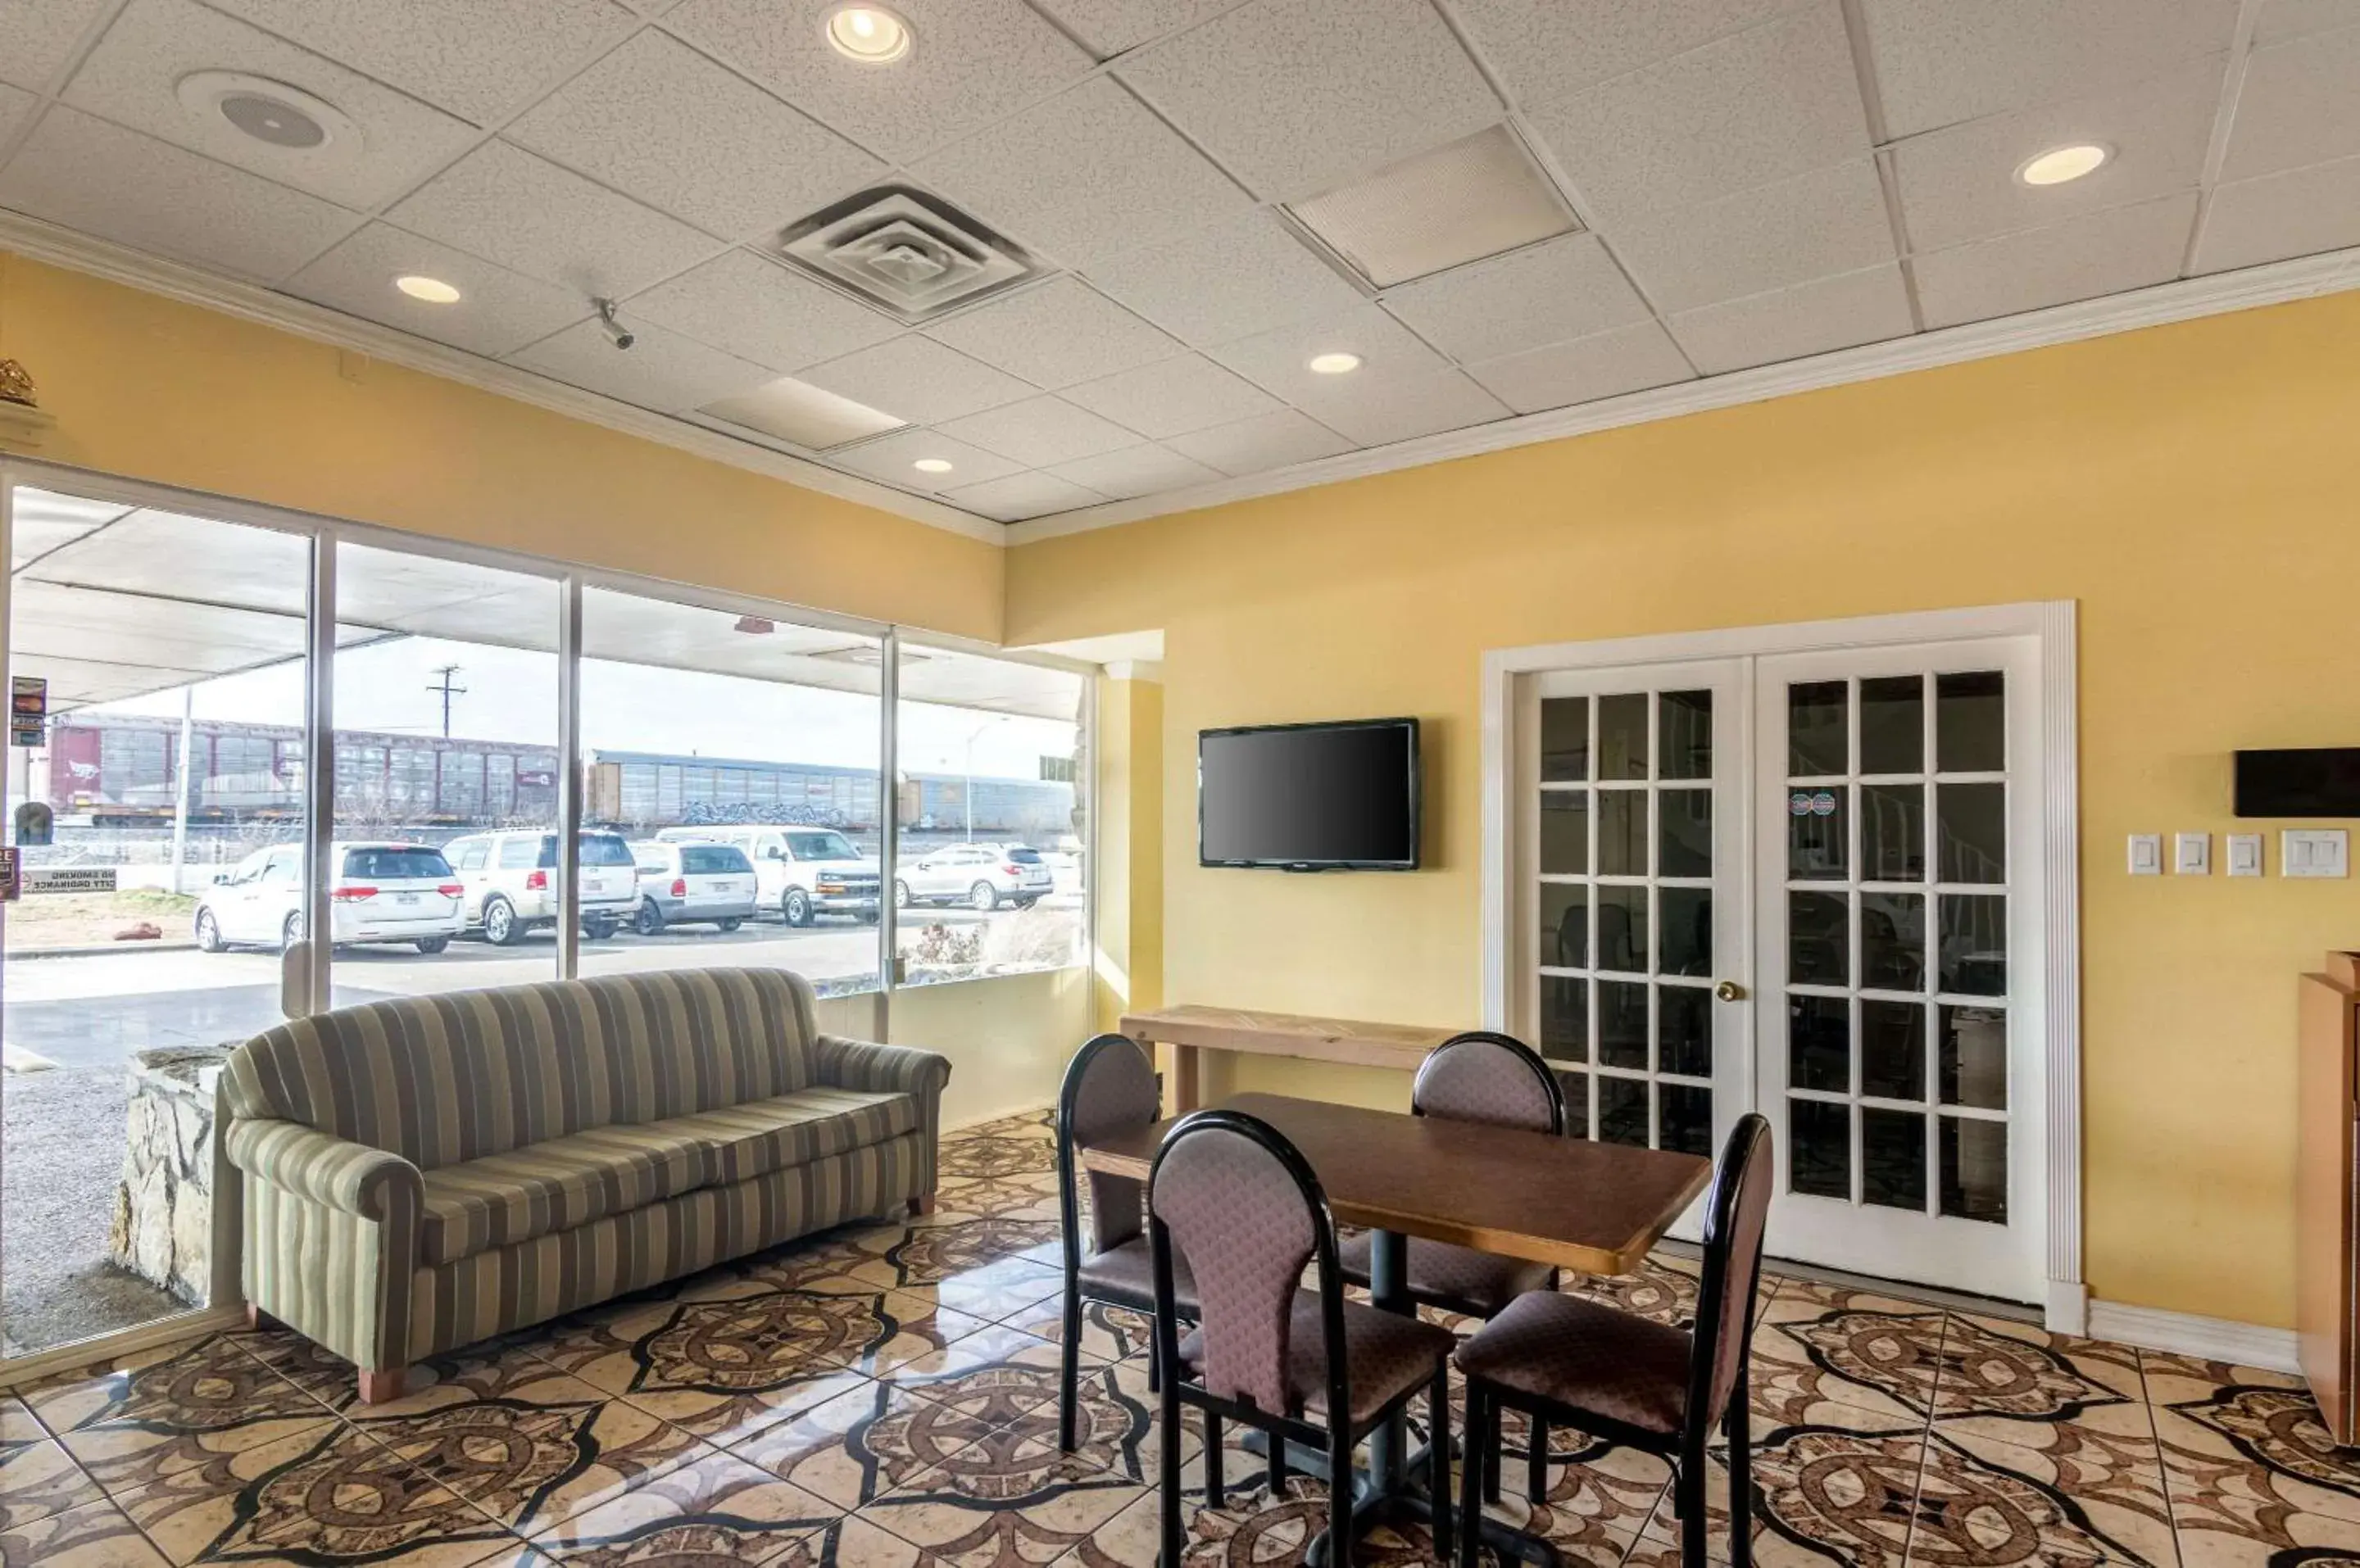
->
xmin=1779 ymin=670 xmax=2011 ymax=1226
xmin=1536 ymin=685 xmax=1719 ymax=1158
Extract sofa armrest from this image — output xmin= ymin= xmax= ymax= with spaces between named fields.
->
xmin=815 ymin=1034 xmax=951 ymax=1100
xmin=225 ymin=1118 xmax=423 ymax=1221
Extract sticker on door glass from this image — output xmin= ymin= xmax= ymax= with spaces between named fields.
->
xmin=1811 ymin=791 xmax=1837 ymax=817
xmin=1790 ymin=791 xmax=1815 ymax=816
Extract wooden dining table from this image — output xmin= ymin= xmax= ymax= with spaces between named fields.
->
xmin=1078 ymin=1091 xmax=1714 ymax=1566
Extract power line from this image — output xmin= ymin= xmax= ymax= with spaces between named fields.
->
xmin=426 ymin=664 xmax=467 ymax=739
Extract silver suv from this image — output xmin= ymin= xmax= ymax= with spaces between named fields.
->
xmin=439 ymin=829 xmax=640 ymax=944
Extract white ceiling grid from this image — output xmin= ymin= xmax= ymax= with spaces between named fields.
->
xmin=0 ymin=0 xmax=2352 ymax=529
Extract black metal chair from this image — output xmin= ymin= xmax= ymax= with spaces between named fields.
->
xmin=1337 ymin=1029 xmax=1565 ymax=1499
xmin=1454 ymin=1114 xmax=1775 ymax=1568
xmin=1150 ymin=1108 xmax=1459 ymax=1568
xmin=1055 ymin=1032 xmax=1196 ymax=1451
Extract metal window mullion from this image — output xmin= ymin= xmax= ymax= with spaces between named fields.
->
xmin=879 ymin=626 xmax=899 ymax=1004
xmin=556 ymin=577 xmax=581 ymax=981
xmin=304 ymin=535 xmax=336 ymax=1016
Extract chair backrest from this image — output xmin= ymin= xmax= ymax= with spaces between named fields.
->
xmin=1686 ymin=1113 xmax=1775 ymax=1433
xmin=1055 ymin=1034 xmax=1161 ymax=1267
xmin=1148 ymin=1109 xmax=1346 ymax=1418
xmin=1411 ymin=1030 xmax=1564 ymax=1134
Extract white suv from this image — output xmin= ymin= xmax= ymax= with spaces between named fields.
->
xmin=438 ymin=830 xmax=640 ymax=945
xmin=195 ymin=841 xmax=465 ymax=954
xmin=895 ymin=842 xmax=1055 ymax=912
xmin=653 ymin=825 xmax=879 ymax=927
xmin=628 ymin=840 xmax=758 ymax=934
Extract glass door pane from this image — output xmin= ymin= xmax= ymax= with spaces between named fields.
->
xmin=1523 ymin=665 xmax=1741 ymax=1162
xmin=329 ymin=545 xmax=559 ymax=1006
xmin=578 ymin=589 xmax=883 ymax=995
xmin=3 ymin=487 xmax=311 ymax=1354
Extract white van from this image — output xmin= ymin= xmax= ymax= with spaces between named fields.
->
xmin=653 ymin=825 xmax=879 ymax=927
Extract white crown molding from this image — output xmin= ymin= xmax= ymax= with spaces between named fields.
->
xmin=2087 ymin=1298 xmax=2301 ymax=1374
xmin=0 ymin=212 xmax=1007 ymax=546
xmin=1008 ymin=244 xmax=2360 ymax=546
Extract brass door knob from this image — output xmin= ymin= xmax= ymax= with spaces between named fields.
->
xmin=1714 ymin=980 xmax=1747 ymax=1002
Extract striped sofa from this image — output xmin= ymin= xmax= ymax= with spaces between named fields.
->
xmin=221 ymin=968 xmax=949 ymax=1403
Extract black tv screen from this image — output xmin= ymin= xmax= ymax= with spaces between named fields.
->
xmin=1199 ymin=718 xmax=1420 ymax=870
xmin=2235 ymin=747 xmax=2360 ymax=817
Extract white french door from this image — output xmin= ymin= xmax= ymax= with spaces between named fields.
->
xmin=1504 ymin=629 xmax=2052 ymax=1305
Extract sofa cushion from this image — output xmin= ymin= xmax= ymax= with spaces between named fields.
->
xmin=418 ymin=1122 xmax=710 ymax=1265
xmin=224 ymin=968 xmax=824 ymax=1167
xmin=655 ymin=1086 xmax=919 ymax=1187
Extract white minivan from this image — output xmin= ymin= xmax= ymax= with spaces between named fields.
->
xmin=438 ymin=830 xmax=641 ymax=944
xmin=194 ymin=841 xmax=465 ymax=954
xmin=652 ymin=825 xmax=879 ymax=927
xmin=628 ymin=841 xmax=758 ymax=934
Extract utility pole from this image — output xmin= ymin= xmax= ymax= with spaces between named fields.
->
xmin=427 ymin=664 xmax=467 ymax=739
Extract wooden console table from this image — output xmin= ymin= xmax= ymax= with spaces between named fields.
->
xmin=1114 ymin=1004 xmax=1458 ymax=1113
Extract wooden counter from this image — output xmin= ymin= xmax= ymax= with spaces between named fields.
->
xmin=1114 ymin=1004 xmax=1456 ymax=1113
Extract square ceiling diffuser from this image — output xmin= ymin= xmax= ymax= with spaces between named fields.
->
xmin=773 ymin=184 xmax=1043 ymax=324
xmin=1287 ymin=125 xmax=1577 ymax=289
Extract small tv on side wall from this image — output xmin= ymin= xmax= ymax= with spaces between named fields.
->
xmin=1198 ymin=717 xmax=1421 ymax=871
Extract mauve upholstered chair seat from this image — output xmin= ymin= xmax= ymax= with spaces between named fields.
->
xmin=1179 ymin=1289 xmax=1457 ymax=1427
xmin=1336 ymin=1231 xmax=1554 ymax=1318
xmin=1076 ymin=1235 xmax=1197 ymax=1314
xmin=1453 ymin=1291 xmax=1693 ymax=1436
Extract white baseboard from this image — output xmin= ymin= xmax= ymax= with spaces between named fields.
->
xmin=2086 ymin=1298 xmax=2301 ymax=1374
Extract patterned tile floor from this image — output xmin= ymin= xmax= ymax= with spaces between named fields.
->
xmin=1 ymin=1110 xmax=2352 ymax=1566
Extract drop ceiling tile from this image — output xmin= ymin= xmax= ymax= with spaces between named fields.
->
xmin=0 ymin=0 xmax=107 ymax=91
xmin=507 ymin=310 xmax=774 ymax=412
xmin=283 ymin=223 xmax=592 ymax=356
xmin=2253 ymin=0 xmax=2360 ymax=43
xmin=937 ymin=395 xmax=1139 ymax=468
xmin=2193 ymin=152 xmax=2360 ymax=273
xmin=1208 ymin=303 xmax=1451 ymax=406
xmin=1164 ymin=406 xmax=1353 ymax=474
xmin=1464 ymin=322 xmax=1695 ymax=414
xmin=2221 ymin=25 xmax=2360 ymax=182
xmin=1667 ymin=263 xmax=1913 ymax=374
xmin=1889 ymin=59 xmax=2222 ymax=252
xmin=201 ymin=0 xmax=636 ymax=126
xmin=922 ymin=277 xmax=1182 ymax=391
xmin=1116 ymin=0 xmax=1500 ymax=200
xmin=667 ymin=0 xmax=1091 ymax=164
xmin=1380 ymin=233 xmax=1650 ymax=365
xmin=0 ymin=82 xmax=33 ymax=143
xmin=1029 ymin=0 xmax=1241 ymax=58
xmin=1062 ymin=352 xmax=1282 ymax=437
xmin=1860 ymin=0 xmax=2240 ymax=138
xmin=1449 ymin=0 xmax=1811 ymax=109
xmin=1084 ymin=209 xmax=1366 ymax=347
xmin=827 ymin=428 xmax=1025 ymax=492
xmin=1913 ymin=193 xmax=2197 ymax=329
xmin=1048 ymin=442 xmax=1224 ymax=499
xmin=944 ymin=470 xmax=1105 ymax=521
xmin=1300 ymin=366 xmax=1512 ymax=446
xmin=1608 ymin=159 xmax=1895 ymax=313
xmin=797 ymin=334 xmax=1036 ymax=424
xmin=506 ymin=31 xmax=879 ymax=242
xmin=61 ymin=0 xmax=479 ymax=211
xmin=0 ymin=106 xmax=355 ymax=282
xmin=626 ymin=249 xmax=899 ymax=372
xmin=699 ymin=375 xmax=902 ymax=448
xmin=918 ymin=82 xmax=1250 ymax=273
xmin=386 ymin=139 xmax=718 ymax=299
xmin=1525 ymin=2 xmax=1871 ymax=224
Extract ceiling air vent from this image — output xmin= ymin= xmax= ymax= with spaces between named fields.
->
xmin=773 ymin=184 xmax=1042 ymax=324
xmin=1287 ymin=125 xmax=1576 ymax=289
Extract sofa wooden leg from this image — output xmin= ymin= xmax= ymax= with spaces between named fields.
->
xmin=356 ymin=1366 xmax=408 ymax=1406
xmin=242 ymin=1303 xmax=282 ymax=1333
xmin=908 ymin=1194 xmax=936 ymax=1217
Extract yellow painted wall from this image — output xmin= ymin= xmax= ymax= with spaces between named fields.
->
xmin=2 ymin=254 xmax=1002 ymax=639
xmin=1092 ymin=674 xmax=1166 ymax=1035
xmin=1006 ymin=290 xmax=2360 ymax=1329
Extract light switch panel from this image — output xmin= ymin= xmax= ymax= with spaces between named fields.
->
xmin=2175 ymin=832 xmax=2210 ymax=875
xmin=2283 ymin=829 xmax=2349 ymax=878
xmin=2128 ymin=833 xmax=2163 ymax=875
xmin=2227 ymin=833 xmax=2263 ymax=877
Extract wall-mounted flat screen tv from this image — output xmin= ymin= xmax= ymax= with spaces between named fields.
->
xmin=1199 ymin=718 xmax=1420 ymax=870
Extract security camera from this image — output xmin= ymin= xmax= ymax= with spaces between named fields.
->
xmin=594 ymin=297 xmax=634 ymax=351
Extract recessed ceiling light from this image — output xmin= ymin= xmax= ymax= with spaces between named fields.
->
xmin=826 ymin=5 xmax=913 ymax=63
xmin=1308 ymin=351 xmax=1362 ymax=375
xmin=913 ymin=457 xmax=955 ymax=474
xmin=2017 ymin=143 xmax=2109 ymax=187
xmin=395 ymin=274 xmax=461 ymax=304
